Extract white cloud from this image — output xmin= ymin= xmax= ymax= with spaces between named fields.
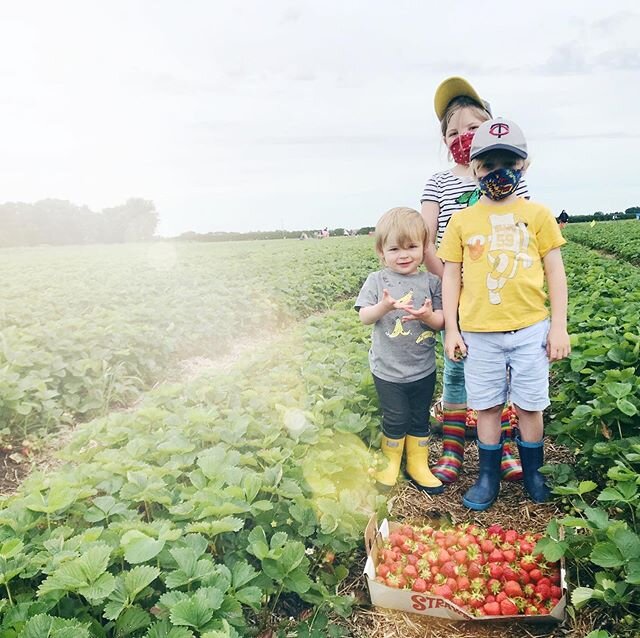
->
xmin=0 ymin=1 xmax=638 ymax=235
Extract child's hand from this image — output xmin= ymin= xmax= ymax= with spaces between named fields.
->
xmin=381 ymin=289 xmax=397 ymax=311
xmin=444 ymin=330 xmax=467 ymax=361
xmin=547 ymin=325 xmax=571 ymax=361
xmin=401 ymin=299 xmax=433 ymax=323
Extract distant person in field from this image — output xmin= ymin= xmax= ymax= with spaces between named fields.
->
xmin=420 ymin=76 xmax=526 ymax=486
xmin=438 ymin=117 xmax=570 ymax=511
xmin=557 ymin=209 xmax=569 ymax=229
xmin=355 ymin=207 xmax=444 ymax=494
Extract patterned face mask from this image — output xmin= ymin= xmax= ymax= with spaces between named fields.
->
xmin=478 ymin=168 xmax=522 ymax=200
xmin=449 ymin=131 xmax=475 ymax=165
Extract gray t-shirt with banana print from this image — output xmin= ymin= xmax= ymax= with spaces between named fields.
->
xmin=355 ymin=269 xmax=441 ymax=383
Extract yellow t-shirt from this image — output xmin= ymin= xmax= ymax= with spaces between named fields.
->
xmin=437 ymin=197 xmax=566 ymax=332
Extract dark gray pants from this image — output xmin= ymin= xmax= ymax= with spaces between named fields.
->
xmin=373 ymin=371 xmax=436 ymax=439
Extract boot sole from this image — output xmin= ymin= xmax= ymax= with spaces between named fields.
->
xmin=407 ymin=477 xmax=445 ymax=494
xmin=462 ymin=495 xmax=497 ymax=511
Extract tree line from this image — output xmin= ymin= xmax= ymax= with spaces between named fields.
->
xmin=0 ymin=198 xmax=158 ymax=247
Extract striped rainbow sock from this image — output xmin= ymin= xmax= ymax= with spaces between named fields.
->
xmin=501 ymin=405 xmax=523 ymax=481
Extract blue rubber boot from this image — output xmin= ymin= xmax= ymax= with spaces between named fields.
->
xmin=516 ymin=437 xmax=550 ymax=503
xmin=462 ymin=442 xmax=501 ymax=511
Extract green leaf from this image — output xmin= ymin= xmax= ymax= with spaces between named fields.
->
xmin=115 ymin=606 xmax=151 ymax=637
xmin=121 ymin=530 xmax=165 ymax=564
xmin=605 ymin=382 xmax=632 ymax=399
xmin=184 ymin=517 xmax=244 ymax=538
xmin=146 ymin=621 xmax=194 ymax=638
xmin=571 ymin=586 xmax=596 ymax=609
xmin=234 ymin=585 xmax=262 ymax=607
xmin=21 ymin=613 xmax=92 ymax=638
xmin=535 ymin=537 xmax=568 ymax=562
xmin=584 ymin=507 xmax=610 ymax=530
xmin=124 ymin=565 xmax=161 ymax=598
xmin=625 ymin=559 xmax=640 ymax=585
xmin=616 ymin=398 xmax=638 ymax=416
xmin=609 ymin=527 xmax=640 ymax=558
xmin=0 ymin=538 xmax=24 ymax=559
xmin=169 ymin=587 xmax=223 ymax=630
xmin=577 ymin=480 xmax=597 ymax=495
xmin=231 ymin=561 xmax=258 ymax=589
xmin=591 ymin=542 xmax=625 ymax=568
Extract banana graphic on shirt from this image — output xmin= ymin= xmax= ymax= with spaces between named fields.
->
xmin=386 ymin=318 xmax=410 ymax=338
xmin=416 ymin=329 xmax=436 ymax=344
xmin=396 ymin=290 xmax=414 ymax=305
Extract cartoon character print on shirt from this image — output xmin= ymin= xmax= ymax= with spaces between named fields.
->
xmin=466 ymin=213 xmax=533 ymax=305
xmin=382 ymin=285 xmax=437 ymax=345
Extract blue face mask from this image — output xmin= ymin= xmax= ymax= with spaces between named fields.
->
xmin=478 ymin=168 xmax=522 ymax=201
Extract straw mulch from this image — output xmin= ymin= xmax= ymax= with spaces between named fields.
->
xmin=342 ymin=438 xmax=602 ymax=638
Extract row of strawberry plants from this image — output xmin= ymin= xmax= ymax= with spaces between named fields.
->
xmin=0 ymin=303 xmax=383 ymax=637
xmin=563 ymin=220 xmax=640 ymax=265
xmin=0 ymin=239 xmax=379 ymax=442
xmin=541 ymin=241 xmax=640 ymax=635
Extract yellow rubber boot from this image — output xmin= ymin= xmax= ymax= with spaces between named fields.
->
xmin=405 ymin=435 xmax=445 ymax=494
xmin=375 ymin=436 xmax=405 ymax=489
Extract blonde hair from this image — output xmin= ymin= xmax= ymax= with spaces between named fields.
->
xmin=440 ymin=96 xmax=491 ymax=138
xmin=375 ymin=207 xmax=428 ymax=254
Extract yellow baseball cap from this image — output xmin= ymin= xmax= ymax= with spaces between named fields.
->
xmin=434 ymin=76 xmax=491 ymax=121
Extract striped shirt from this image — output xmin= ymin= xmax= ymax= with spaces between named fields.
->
xmin=421 ymin=170 xmax=529 ymax=246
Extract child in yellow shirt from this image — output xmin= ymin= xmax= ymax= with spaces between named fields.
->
xmin=437 ymin=117 xmax=570 ymax=510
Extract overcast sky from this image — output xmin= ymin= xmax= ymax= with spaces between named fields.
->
xmin=1 ymin=1 xmax=638 ymax=236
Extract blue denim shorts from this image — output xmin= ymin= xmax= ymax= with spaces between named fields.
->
xmin=461 ymin=319 xmax=550 ymax=411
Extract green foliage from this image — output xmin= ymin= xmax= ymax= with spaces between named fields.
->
xmin=564 ymin=219 xmax=640 ymax=264
xmin=0 ymin=302 xmax=382 ymax=635
xmin=0 ymin=238 xmax=379 ymax=440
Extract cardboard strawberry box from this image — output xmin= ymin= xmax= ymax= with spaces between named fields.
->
xmin=363 ymin=515 xmax=566 ymax=623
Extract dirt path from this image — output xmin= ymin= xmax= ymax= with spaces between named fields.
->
xmin=0 ymin=329 xmax=289 ymax=497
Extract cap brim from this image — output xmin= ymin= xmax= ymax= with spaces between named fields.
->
xmin=434 ymin=76 xmax=485 ymax=121
xmin=470 ymin=144 xmax=528 ymax=160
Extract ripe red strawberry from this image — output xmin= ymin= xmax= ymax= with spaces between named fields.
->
xmin=496 ymin=591 xmax=507 ymax=603
xmin=400 ymin=524 xmax=414 ymax=539
xmin=467 ymin=562 xmax=481 ymax=579
xmin=481 ymin=539 xmax=495 ymax=553
xmin=502 ymin=565 xmax=518 ymax=581
xmin=389 ymin=533 xmax=405 ymax=547
xmin=411 ymin=578 xmax=427 ymax=592
xmin=453 ymin=549 xmax=468 ymax=565
xmin=488 ymin=549 xmax=504 ymax=563
xmin=406 ymin=554 xmax=419 ymax=566
xmin=440 ymin=561 xmax=456 ymax=578
xmin=504 ymin=529 xmax=518 ymax=544
xmin=524 ymin=604 xmax=538 ymax=616
xmin=458 ymin=533 xmax=475 ymax=549
xmin=399 ymin=541 xmax=413 ymax=554
xmin=446 ymin=577 xmax=458 ymax=593
xmin=535 ymin=583 xmax=551 ymax=600
xmin=520 ymin=556 xmax=537 ymax=571
xmin=382 ymin=549 xmax=398 ymax=563
xmin=433 ymin=584 xmax=453 ymax=599
xmin=517 ymin=539 xmax=534 ymax=555
xmin=457 ymin=576 xmax=470 ymax=592
xmin=502 ymin=549 xmax=516 ymax=563
xmin=487 ymin=523 xmax=504 ymax=539
xmin=376 ymin=564 xmax=390 ymax=578
xmin=537 ymin=576 xmax=551 ymax=587
xmin=438 ymin=549 xmax=452 ymax=565
xmin=519 ymin=569 xmax=531 ymax=585
xmin=487 ymin=578 xmax=502 ymax=595
xmin=528 ymin=568 xmax=542 ymax=582
xmin=451 ymin=595 xmax=465 ymax=607
xmin=403 ymin=565 xmax=418 ymax=579
xmin=483 ymin=601 xmax=501 ymax=616
xmin=500 ymin=598 xmax=518 ymax=616
xmin=489 ymin=564 xmax=504 ymax=579
xmin=468 ymin=590 xmax=485 ymax=608
xmin=445 ymin=533 xmax=458 ymax=548
xmin=550 ymin=585 xmax=563 ymax=599
xmin=503 ymin=580 xmax=523 ymax=597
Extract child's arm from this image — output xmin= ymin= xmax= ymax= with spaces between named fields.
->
xmin=359 ymin=289 xmax=398 ymax=325
xmin=543 ymin=248 xmax=571 ymax=361
xmin=421 ymin=202 xmax=444 ymax=278
xmin=442 ymin=261 xmax=467 ymax=361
